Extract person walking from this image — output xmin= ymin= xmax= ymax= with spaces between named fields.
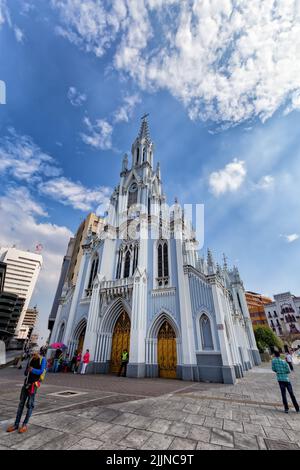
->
xmin=118 ymin=349 xmax=129 ymax=377
xmin=272 ymin=350 xmax=299 ymax=414
xmin=52 ymin=349 xmax=63 ymax=373
xmin=74 ymin=350 xmax=82 ymax=374
xmin=81 ymin=349 xmax=90 ymax=374
xmin=286 ymin=351 xmax=294 ymax=371
xmin=71 ymin=350 xmax=78 ymax=373
xmin=6 ymin=346 xmax=47 ymax=434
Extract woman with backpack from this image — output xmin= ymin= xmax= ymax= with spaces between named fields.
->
xmin=6 ymin=346 xmax=47 ymax=434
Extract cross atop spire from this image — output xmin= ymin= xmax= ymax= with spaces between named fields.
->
xmin=138 ymin=113 xmax=151 ymax=141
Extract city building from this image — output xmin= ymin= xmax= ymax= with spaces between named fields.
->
xmin=0 ymin=262 xmax=25 ymax=344
xmin=48 ymin=214 xmax=104 ymax=334
xmin=0 ymin=247 xmax=42 ymax=339
xmin=50 ymin=117 xmax=260 ymax=384
xmin=245 ymin=291 xmax=272 ymax=327
xmin=67 ymin=214 xmax=104 ymax=288
xmin=265 ymin=292 xmax=300 ymax=337
xmin=48 ymin=237 xmax=75 ymax=333
xmin=17 ymin=306 xmax=39 ymax=341
xmin=0 ymin=261 xmax=6 ymax=292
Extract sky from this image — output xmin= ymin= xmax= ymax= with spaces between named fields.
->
xmin=0 ymin=0 xmax=300 ymax=344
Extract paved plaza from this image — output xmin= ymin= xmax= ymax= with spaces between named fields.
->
xmin=1 ymin=362 xmax=300 ymax=450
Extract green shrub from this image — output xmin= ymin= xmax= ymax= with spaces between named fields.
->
xmin=253 ymin=325 xmax=283 ymax=353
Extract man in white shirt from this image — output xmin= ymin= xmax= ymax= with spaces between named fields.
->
xmin=286 ymin=351 xmax=294 ymax=371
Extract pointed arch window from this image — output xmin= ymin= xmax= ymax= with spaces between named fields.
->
xmin=123 ymin=250 xmax=131 ymax=278
xmin=136 ymin=147 xmax=140 ymax=165
xmin=116 ymin=249 xmax=122 ymax=279
xmin=132 ymin=244 xmax=138 ymax=273
xmin=127 ymin=182 xmax=138 ymax=209
xmin=57 ymin=323 xmax=65 ymax=343
xmin=87 ymin=255 xmax=99 ymax=291
xmin=200 ymin=314 xmax=214 ymax=350
xmin=157 ymin=241 xmax=169 ymax=287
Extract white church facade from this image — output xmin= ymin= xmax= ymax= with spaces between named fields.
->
xmin=50 ymin=117 xmax=260 ymax=384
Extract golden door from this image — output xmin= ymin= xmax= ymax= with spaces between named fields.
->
xmin=110 ymin=311 xmax=130 ymax=373
xmin=157 ymin=321 xmax=177 ymax=379
xmin=77 ymin=330 xmax=85 ymax=353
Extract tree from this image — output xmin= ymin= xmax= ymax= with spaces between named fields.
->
xmin=253 ymin=325 xmax=283 ymax=353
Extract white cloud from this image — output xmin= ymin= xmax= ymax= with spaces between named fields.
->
xmin=52 ymin=0 xmax=300 ymax=126
xmin=209 ymin=158 xmax=246 ymax=196
xmin=14 ymin=26 xmax=24 ymax=43
xmin=0 ymin=128 xmax=112 ymax=213
xmin=52 ymin=0 xmax=127 ymax=57
xmin=281 ymin=234 xmax=299 ymax=243
xmin=81 ymin=116 xmax=113 ymax=150
xmin=0 ymin=0 xmax=25 ymax=42
xmin=39 ymin=176 xmax=111 ymax=212
xmin=0 ymin=0 xmax=9 ymax=28
xmin=256 ymin=175 xmax=274 ymax=190
xmin=67 ymin=86 xmax=86 ymax=106
xmin=0 ymin=128 xmax=61 ymax=181
xmin=113 ymin=94 xmax=141 ymax=123
xmin=0 ymin=187 xmax=73 ymax=343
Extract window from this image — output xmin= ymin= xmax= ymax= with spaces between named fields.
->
xmin=237 ymin=292 xmax=243 ymax=314
xmin=157 ymin=241 xmax=169 ymax=287
xmin=200 ymin=315 xmax=214 ymax=350
xmin=88 ymin=256 xmax=99 ymax=289
xmin=117 ymin=243 xmax=139 ymax=279
xmin=57 ymin=323 xmax=65 ymax=343
xmin=127 ymin=182 xmax=138 ymax=209
xmin=123 ymin=250 xmax=131 ymax=278
xmin=116 ymin=250 xmax=122 ymax=279
xmin=143 ymin=147 xmax=146 ymax=162
xmin=136 ymin=148 xmax=140 ymax=164
xmin=132 ymin=244 xmax=138 ymax=273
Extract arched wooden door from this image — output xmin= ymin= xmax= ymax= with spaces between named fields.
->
xmin=77 ymin=328 xmax=86 ymax=353
xmin=157 ymin=320 xmax=177 ymax=379
xmin=110 ymin=311 xmax=130 ymax=373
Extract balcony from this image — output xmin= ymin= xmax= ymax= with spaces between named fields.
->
xmin=100 ymin=277 xmax=134 ymax=298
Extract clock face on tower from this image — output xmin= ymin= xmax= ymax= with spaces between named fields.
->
xmin=129 ymin=182 xmax=138 ymax=192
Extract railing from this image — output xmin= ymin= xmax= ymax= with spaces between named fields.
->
xmin=101 ymin=277 xmax=134 ymax=290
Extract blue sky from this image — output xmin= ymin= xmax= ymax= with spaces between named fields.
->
xmin=0 ymin=1 xmax=300 ymax=343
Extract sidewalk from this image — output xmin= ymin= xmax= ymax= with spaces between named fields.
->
xmin=0 ymin=362 xmax=300 ymax=450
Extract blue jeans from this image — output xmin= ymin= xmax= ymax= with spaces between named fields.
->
xmin=53 ymin=359 xmax=60 ymax=372
xmin=278 ymin=381 xmax=299 ymax=411
xmin=15 ymin=385 xmax=36 ymax=426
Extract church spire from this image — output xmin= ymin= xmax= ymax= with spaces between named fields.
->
xmin=131 ymin=113 xmax=154 ymax=168
xmin=139 ymin=113 xmax=151 ymax=141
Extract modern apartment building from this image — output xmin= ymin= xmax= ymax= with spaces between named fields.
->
xmin=0 ymin=247 xmax=43 ymax=338
xmin=48 ymin=213 xmax=104 ymax=334
xmin=245 ymin=291 xmax=272 ymax=327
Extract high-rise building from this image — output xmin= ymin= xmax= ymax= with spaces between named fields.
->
xmin=245 ymin=291 xmax=272 ymax=327
xmin=50 ymin=117 xmax=260 ymax=384
xmin=0 ymin=262 xmax=25 ymax=343
xmin=48 ymin=214 xmax=104 ymax=334
xmin=48 ymin=237 xmax=75 ymax=332
xmin=67 ymin=214 xmax=104 ymax=288
xmin=0 ymin=247 xmax=42 ymax=338
xmin=0 ymin=262 xmax=6 ymax=292
xmin=17 ymin=306 xmax=39 ymax=341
